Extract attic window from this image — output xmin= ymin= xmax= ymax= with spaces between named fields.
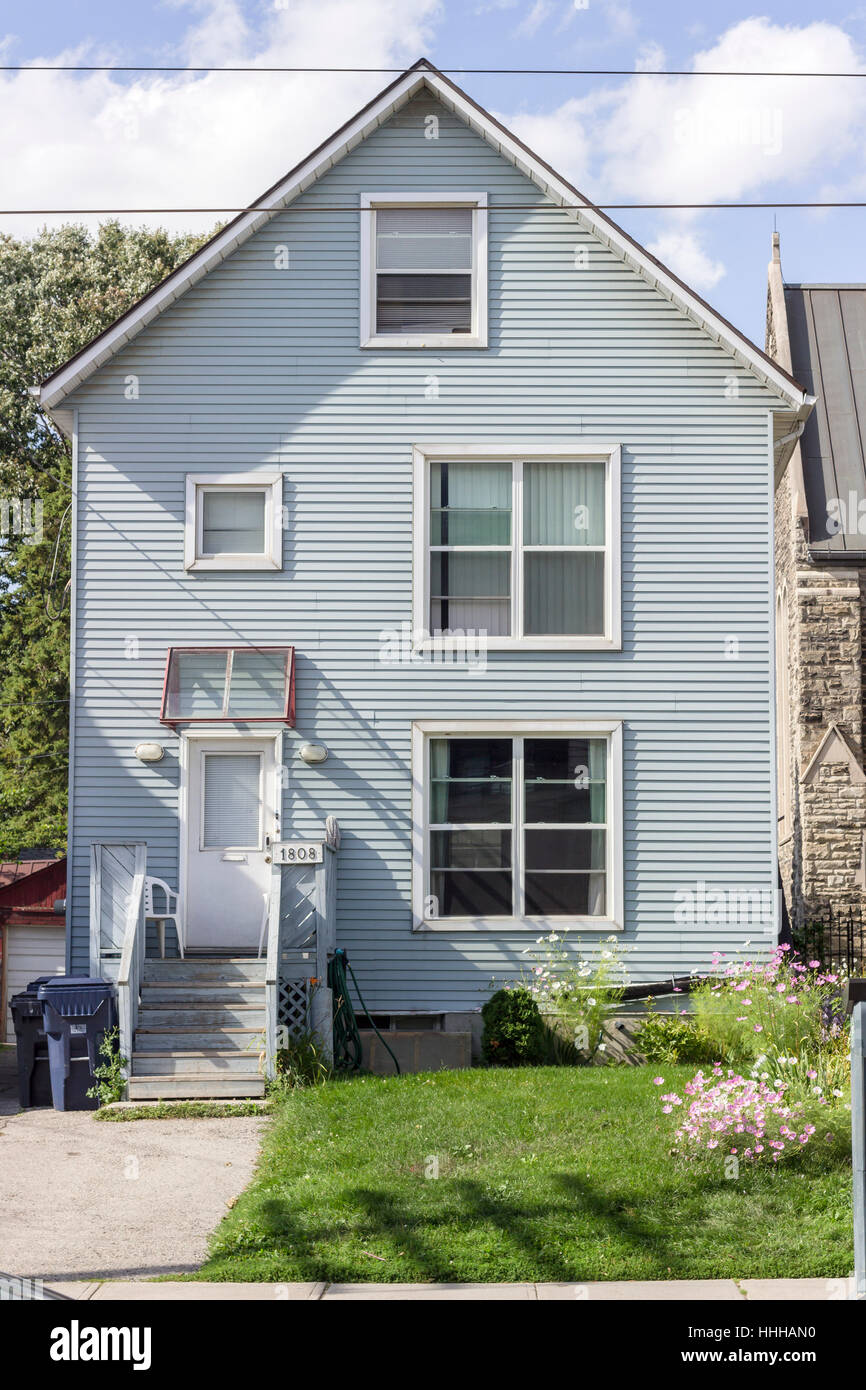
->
xmin=360 ymin=194 xmax=488 ymax=348
xmin=160 ymin=647 xmax=295 ymax=725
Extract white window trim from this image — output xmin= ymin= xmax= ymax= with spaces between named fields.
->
xmin=412 ymin=442 xmax=622 ymax=651
xmin=184 ymin=472 xmax=282 ymax=572
xmin=411 ymin=719 xmax=624 ymax=933
xmin=360 ymin=192 xmax=488 ymax=349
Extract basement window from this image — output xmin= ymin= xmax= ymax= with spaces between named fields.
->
xmin=160 ymin=647 xmax=295 ymax=725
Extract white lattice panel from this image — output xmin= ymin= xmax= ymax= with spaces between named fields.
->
xmin=278 ymin=977 xmax=309 ymax=1039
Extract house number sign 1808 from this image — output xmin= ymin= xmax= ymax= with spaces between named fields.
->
xmin=273 ymin=842 xmax=324 ymax=864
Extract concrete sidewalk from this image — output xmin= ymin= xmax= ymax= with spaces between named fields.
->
xmin=43 ymin=1277 xmax=855 ymax=1301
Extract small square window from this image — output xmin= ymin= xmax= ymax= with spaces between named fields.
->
xmin=361 ymin=195 xmax=487 ymax=348
xmin=185 ymin=473 xmax=282 ymax=571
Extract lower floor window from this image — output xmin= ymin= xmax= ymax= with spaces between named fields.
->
xmin=426 ymin=733 xmax=609 ymax=920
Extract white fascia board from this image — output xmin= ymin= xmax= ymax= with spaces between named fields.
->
xmin=39 ymin=64 xmax=810 ymax=416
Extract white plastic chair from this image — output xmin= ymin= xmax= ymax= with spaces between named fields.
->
xmin=144 ymin=876 xmax=183 ymax=959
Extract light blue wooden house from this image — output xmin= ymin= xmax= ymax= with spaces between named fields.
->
xmin=38 ymin=60 xmax=813 ymax=1097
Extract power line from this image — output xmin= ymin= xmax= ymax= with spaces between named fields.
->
xmin=3 ymin=202 xmax=866 ymax=215
xmin=2 ymin=64 xmax=866 ymax=77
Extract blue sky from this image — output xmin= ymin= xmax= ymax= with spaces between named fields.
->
xmin=3 ymin=0 xmax=866 ymax=344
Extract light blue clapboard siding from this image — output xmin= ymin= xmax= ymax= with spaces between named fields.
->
xmin=64 ymin=93 xmax=785 ymax=999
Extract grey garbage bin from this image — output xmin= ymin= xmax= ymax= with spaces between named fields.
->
xmin=9 ymin=977 xmax=56 ymax=1108
xmin=37 ymin=978 xmax=117 ymax=1111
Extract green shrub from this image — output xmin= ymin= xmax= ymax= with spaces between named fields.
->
xmin=635 ymin=1012 xmax=718 ymax=1066
xmin=482 ymin=988 xmax=545 ymax=1066
xmin=86 ymin=1026 xmax=128 ymax=1107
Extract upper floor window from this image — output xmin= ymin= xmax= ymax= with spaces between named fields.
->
xmin=184 ymin=473 xmax=282 ymax=572
xmin=360 ymin=194 xmax=487 ymax=348
xmin=412 ymin=444 xmax=622 ymax=650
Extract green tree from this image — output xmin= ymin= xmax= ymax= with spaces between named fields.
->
xmin=0 ymin=221 xmax=213 ymax=858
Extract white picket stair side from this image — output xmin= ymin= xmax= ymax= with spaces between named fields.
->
xmin=93 ymin=825 xmax=339 ymax=1100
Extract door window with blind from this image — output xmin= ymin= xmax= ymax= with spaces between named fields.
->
xmin=417 ymin=449 xmax=619 ymax=647
xmin=201 ymin=752 xmax=263 ymax=850
xmin=361 ymin=196 xmax=487 ymax=347
xmin=184 ymin=473 xmax=282 ymax=571
xmin=414 ymin=726 xmax=621 ymax=928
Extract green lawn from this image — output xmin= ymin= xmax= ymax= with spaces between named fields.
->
xmin=195 ymin=1066 xmax=852 ymax=1284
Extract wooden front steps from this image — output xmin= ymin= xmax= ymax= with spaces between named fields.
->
xmin=127 ymin=957 xmax=266 ymax=1100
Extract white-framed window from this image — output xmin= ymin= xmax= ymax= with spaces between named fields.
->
xmin=412 ymin=443 xmax=621 ymax=650
xmin=360 ymin=193 xmax=488 ymax=348
xmin=184 ymin=473 xmax=282 ymax=572
xmin=411 ymin=720 xmax=623 ymax=932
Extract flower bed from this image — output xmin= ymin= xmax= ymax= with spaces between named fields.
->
xmin=654 ymin=945 xmax=851 ymax=1166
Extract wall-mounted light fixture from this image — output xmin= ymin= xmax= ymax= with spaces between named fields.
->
xmin=134 ymin=741 xmax=165 ymax=763
xmin=298 ymin=743 xmax=329 ymax=765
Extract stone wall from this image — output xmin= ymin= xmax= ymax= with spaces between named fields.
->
xmin=775 ymin=462 xmax=866 ymax=927
xmin=768 ymin=238 xmax=866 ymax=930
xmin=774 ymin=463 xmax=800 ymax=915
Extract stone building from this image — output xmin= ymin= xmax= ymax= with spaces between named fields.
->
xmin=768 ymin=232 xmax=866 ymax=931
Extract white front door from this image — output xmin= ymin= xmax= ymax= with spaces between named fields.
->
xmin=185 ymin=738 xmax=277 ymax=950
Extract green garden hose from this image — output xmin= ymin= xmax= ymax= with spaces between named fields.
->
xmin=328 ymin=947 xmax=401 ymax=1075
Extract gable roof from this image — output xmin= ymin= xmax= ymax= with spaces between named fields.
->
xmin=783 ymin=283 xmax=866 ymax=555
xmin=38 ymin=58 xmax=812 ymax=423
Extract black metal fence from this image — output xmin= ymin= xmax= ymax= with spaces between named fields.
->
xmin=794 ymin=902 xmax=865 ymax=975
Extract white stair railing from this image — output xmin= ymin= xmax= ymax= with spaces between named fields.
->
xmin=264 ymin=860 xmax=281 ymax=1080
xmin=91 ymin=842 xmax=147 ymax=1078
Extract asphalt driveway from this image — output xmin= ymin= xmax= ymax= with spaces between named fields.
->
xmin=0 ymin=1052 xmax=265 ymax=1280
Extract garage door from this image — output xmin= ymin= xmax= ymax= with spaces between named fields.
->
xmin=3 ymin=925 xmax=65 ymax=1043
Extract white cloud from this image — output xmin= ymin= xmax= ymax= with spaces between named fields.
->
xmin=500 ymin=18 xmax=866 ymax=297
xmin=513 ymin=1 xmax=553 ymax=39
xmin=646 ymin=230 xmax=725 ymax=291
xmin=598 ymin=20 xmax=866 ymax=203
xmin=604 ymin=2 xmax=638 ymax=41
xmin=497 ymin=94 xmax=598 ymax=184
xmin=503 ymin=20 xmax=866 ymax=206
xmin=0 ymin=0 xmax=441 ymax=238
